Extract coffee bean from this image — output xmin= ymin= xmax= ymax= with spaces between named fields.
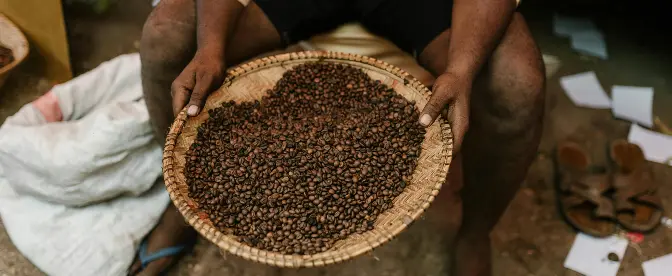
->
xmin=185 ymin=62 xmax=425 ymax=255
xmin=0 ymin=46 xmax=14 ymax=68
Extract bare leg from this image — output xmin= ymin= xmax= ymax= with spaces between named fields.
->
xmin=135 ymin=0 xmax=282 ymax=274
xmin=419 ymin=13 xmax=545 ymax=276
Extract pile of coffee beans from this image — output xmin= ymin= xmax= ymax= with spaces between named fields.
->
xmin=0 ymin=45 xmax=14 ymax=68
xmin=185 ymin=62 xmax=425 ymax=255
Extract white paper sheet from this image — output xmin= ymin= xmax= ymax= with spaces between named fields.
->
xmin=662 ymin=217 xmax=672 ymax=230
xmin=553 ymin=14 xmax=608 ymax=59
xmin=560 ymin=71 xmax=611 ymax=109
xmin=643 ymin=253 xmax=672 ymax=276
xmin=553 ymin=14 xmax=597 ymax=37
xmin=628 ymin=124 xmax=672 ymax=165
xmin=564 ymin=234 xmax=629 ymax=276
xmin=542 ymin=54 xmax=562 ymax=78
xmin=571 ymin=30 xmax=609 ymax=59
xmin=612 ymin=86 xmax=654 ymax=127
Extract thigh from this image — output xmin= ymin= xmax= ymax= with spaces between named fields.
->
xmin=464 ymin=15 xmax=545 ymax=225
xmin=141 ymin=0 xmax=285 ymax=144
xmin=419 ymin=13 xmax=544 ymax=118
xmin=418 ymin=13 xmax=545 ymax=228
xmin=467 ymin=13 xmax=545 ymax=137
xmin=141 ymin=0 xmax=197 ymax=144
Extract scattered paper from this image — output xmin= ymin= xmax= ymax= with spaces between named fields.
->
xmin=627 ymin=124 xmax=672 ymax=165
xmin=560 ymin=71 xmax=611 ymax=109
xmin=661 ymin=217 xmax=672 ymax=230
xmin=571 ymin=30 xmax=609 ymax=60
xmin=553 ymin=15 xmax=597 ymax=37
xmin=542 ymin=54 xmax=562 ymax=79
xmin=564 ymin=234 xmax=629 ymax=276
xmin=643 ymin=253 xmax=672 ymax=276
xmin=611 ymin=86 xmax=654 ymax=127
xmin=553 ymin=14 xmax=608 ymax=59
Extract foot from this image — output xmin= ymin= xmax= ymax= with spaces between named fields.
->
xmin=450 ymin=235 xmax=492 ymax=276
xmin=128 ymin=205 xmax=197 ymax=276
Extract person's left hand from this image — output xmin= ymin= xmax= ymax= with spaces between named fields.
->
xmin=419 ymin=72 xmax=472 ymax=153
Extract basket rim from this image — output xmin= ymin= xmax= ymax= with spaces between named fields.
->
xmin=163 ymin=50 xmax=453 ymax=267
xmin=0 ymin=13 xmax=30 ymax=75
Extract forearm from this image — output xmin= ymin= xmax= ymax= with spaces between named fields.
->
xmin=196 ymin=0 xmax=245 ymax=58
xmin=445 ymin=0 xmax=516 ymax=79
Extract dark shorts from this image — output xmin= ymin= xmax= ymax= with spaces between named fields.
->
xmin=255 ymin=0 xmax=454 ymax=57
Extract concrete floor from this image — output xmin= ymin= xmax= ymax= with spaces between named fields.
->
xmin=0 ymin=1 xmax=670 ymax=275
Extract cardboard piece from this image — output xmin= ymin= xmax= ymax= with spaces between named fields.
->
xmin=0 ymin=0 xmax=72 ymax=83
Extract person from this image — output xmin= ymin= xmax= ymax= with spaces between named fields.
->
xmin=135 ymin=0 xmax=545 ymax=275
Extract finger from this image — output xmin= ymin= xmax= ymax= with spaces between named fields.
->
xmin=171 ymin=83 xmax=191 ymax=116
xmin=171 ymin=74 xmax=195 ymax=116
xmin=419 ymin=83 xmax=455 ymax=127
xmin=187 ymin=73 xmax=219 ymax=116
xmin=447 ymin=99 xmax=470 ymax=153
xmin=171 ymin=63 xmax=196 ymax=116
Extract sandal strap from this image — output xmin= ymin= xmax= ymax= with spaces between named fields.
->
xmin=613 ymin=167 xmax=659 ymax=212
xmin=139 ymin=239 xmax=188 ymax=269
xmin=614 ymin=191 xmax=663 ymax=212
xmin=559 ymin=165 xmax=607 ymax=191
xmin=564 ymin=173 xmax=615 ymax=219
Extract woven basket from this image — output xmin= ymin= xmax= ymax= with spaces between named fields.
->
xmin=163 ymin=51 xmax=453 ymax=267
xmin=0 ymin=13 xmax=29 ymax=90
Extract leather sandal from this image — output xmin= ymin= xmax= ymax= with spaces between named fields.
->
xmin=609 ymin=140 xmax=663 ymax=232
xmin=555 ymin=141 xmax=617 ymax=237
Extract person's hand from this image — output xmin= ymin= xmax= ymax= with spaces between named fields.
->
xmin=419 ymin=72 xmax=472 ymax=153
xmin=171 ymin=49 xmax=226 ymax=116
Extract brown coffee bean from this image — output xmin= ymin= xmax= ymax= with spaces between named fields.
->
xmin=185 ymin=62 xmax=425 ymax=255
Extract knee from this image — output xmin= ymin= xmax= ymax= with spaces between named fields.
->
xmin=500 ymin=51 xmax=545 ymax=116
xmin=489 ymin=66 xmax=545 ymax=136
xmin=485 ymin=26 xmax=545 ymax=134
xmin=140 ymin=0 xmax=195 ymax=68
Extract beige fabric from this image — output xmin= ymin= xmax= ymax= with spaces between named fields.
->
xmin=307 ymin=23 xmax=435 ymax=87
xmin=238 ymin=0 xmax=250 ymax=6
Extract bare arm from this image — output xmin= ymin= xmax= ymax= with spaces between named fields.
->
xmin=172 ymin=0 xmax=245 ymax=116
xmin=419 ymin=0 xmax=517 ymax=152
xmin=196 ymin=0 xmax=244 ymax=58
xmin=444 ymin=0 xmax=516 ymax=78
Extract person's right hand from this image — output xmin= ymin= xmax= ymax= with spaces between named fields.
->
xmin=171 ymin=49 xmax=226 ymax=116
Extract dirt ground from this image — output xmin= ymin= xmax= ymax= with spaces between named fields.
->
xmin=0 ymin=1 xmax=670 ymax=275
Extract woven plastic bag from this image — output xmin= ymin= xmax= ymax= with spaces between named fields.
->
xmin=0 ymin=53 xmax=169 ymax=276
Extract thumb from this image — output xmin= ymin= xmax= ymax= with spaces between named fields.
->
xmin=186 ymin=73 xmax=217 ymax=117
xmin=419 ymin=85 xmax=453 ymax=127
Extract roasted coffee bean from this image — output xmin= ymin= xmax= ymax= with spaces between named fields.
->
xmin=185 ymin=62 xmax=425 ymax=255
xmin=0 ymin=45 xmax=14 ymax=69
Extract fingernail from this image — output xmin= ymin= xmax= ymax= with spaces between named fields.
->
xmin=187 ymin=105 xmax=199 ymax=116
xmin=419 ymin=114 xmax=432 ymax=126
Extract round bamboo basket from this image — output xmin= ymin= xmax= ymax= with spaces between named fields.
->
xmin=0 ymin=13 xmax=29 ymax=90
xmin=163 ymin=51 xmax=453 ymax=267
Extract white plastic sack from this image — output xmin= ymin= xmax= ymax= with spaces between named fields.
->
xmin=0 ymin=53 xmax=170 ymax=276
xmin=0 ymin=54 xmax=160 ymax=206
